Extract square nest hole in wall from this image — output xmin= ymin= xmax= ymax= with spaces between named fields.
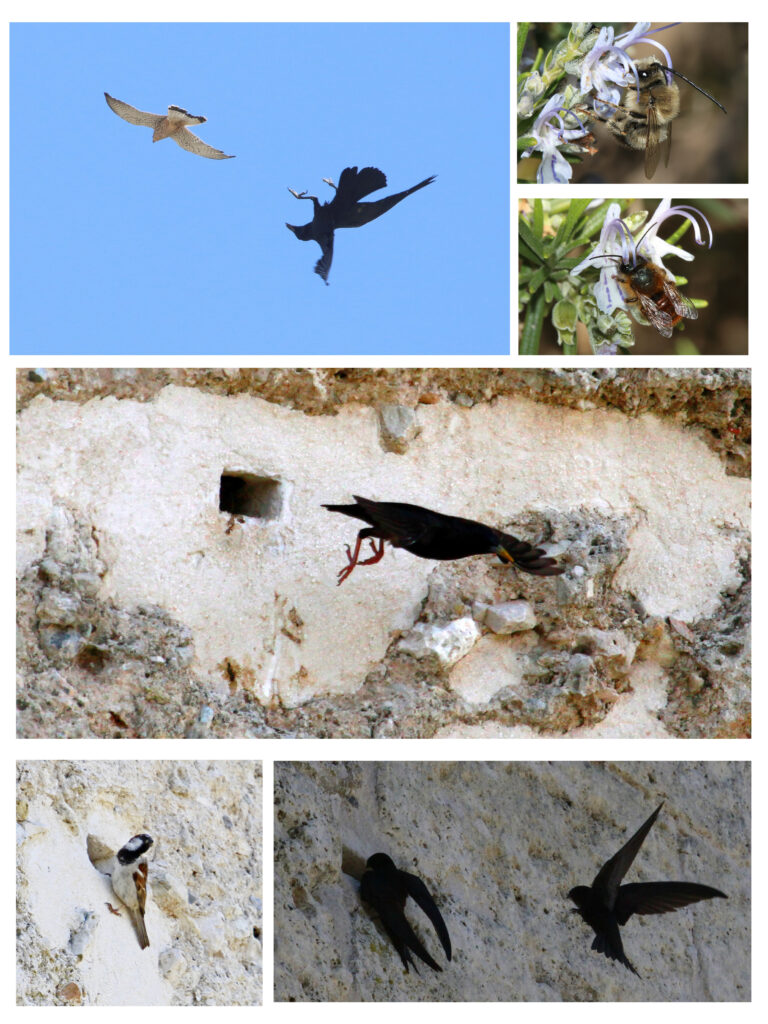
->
xmin=219 ymin=471 xmax=284 ymax=521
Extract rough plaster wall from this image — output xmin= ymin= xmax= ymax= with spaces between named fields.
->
xmin=16 ymin=369 xmax=750 ymax=739
xmin=273 ymin=761 xmax=749 ymax=1002
xmin=16 ymin=760 xmax=262 ymax=1005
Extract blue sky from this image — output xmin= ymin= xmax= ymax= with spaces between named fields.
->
xmin=11 ymin=23 xmax=509 ymax=356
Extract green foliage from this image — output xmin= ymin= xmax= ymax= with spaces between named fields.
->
xmin=517 ymin=23 xmax=600 ymax=183
xmin=518 ymin=199 xmax=629 ymax=354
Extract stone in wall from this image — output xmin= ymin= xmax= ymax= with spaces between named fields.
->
xmin=273 ymin=761 xmax=749 ymax=1001
xmin=16 ymin=760 xmax=262 ymax=1005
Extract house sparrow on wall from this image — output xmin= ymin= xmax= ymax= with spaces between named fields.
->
xmin=109 ymin=833 xmax=154 ymax=950
xmin=87 ymin=832 xmax=155 ymax=949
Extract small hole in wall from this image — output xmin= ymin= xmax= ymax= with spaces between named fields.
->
xmin=219 ymin=472 xmax=283 ymax=520
xmin=341 ymin=846 xmax=367 ymax=880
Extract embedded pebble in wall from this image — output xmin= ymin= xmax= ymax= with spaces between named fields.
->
xmin=398 ymin=618 xmax=481 ymax=672
xmin=484 ymin=601 xmax=537 ymax=634
xmin=378 ymin=404 xmax=419 ymax=454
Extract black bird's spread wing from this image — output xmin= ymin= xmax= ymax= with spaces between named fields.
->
xmin=360 ymin=871 xmax=442 ymax=973
xmin=615 ymin=881 xmax=727 ymax=924
xmin=592 ymin=802 xmax=664 ymax=906
xmin=402 ymin=871 xmax=452 ymax=961
xmin=335 ymin=166 xmax=387 ymax=203
xmin=314 ymin=232 xmax=334 ymax=284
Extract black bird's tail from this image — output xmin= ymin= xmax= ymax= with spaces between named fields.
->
xmin=591 ymin=924 xmax=640 ymax=977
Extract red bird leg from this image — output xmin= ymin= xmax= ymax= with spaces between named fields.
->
xmin=356 ymin=538 xmax=386 ymax=566
xmin=336 ymin=536 xmax=386 ymax=585
xmin=336 ymin=534 xmax=366 ymax=585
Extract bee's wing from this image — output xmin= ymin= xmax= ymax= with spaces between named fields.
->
xmin=663 ymin=120 xmax=673 ymax=169
xmin=663 ymin=278 xmax=698 ymax=320
xmin=636 ymin=293 xmax=675 ymax=337
xmin=643 ymin=104 xmax=662 ymax=179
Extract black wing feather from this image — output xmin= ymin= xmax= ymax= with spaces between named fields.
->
xmin=402 ymin=871 xmax=452 ymax=961
xmin=592 ymin=802 xmax=664 ymax=905
xmin=615 ymin=881 xmax=727 ymax=924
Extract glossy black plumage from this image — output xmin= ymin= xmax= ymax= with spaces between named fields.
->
xmin=286 ymin=166 xmax=435 ymax=283
xmin=322 ymin=495 xmax=564 ymax=584
xmin=568 ymin=801 xmax=727 ymax=977
xmin=360 ymin=853 xmax=451 ymax=974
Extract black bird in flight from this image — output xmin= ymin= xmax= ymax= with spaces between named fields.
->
xmin=360 ymin=853 xmax=452 ymax=973
xmin=322 ymin=495 xmax=565 ymax=585
xmin=568 ymin=801 xmax=727 ymax=977
xmin=286 ymin=166 xmax=435 ymax=284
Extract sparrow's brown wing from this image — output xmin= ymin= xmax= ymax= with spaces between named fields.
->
xmin=615 ymin=881 xmax=727 ymax=924
xmin=132 ymin=862 xmax=150 ymax=949
xmin=592 ymin=802 xmax=664 ymax=907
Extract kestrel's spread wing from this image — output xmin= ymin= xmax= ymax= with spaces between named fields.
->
xmin=104 ymin=92 xmax=164 ymax=129
xmin=173 ymin=127 xmax=235 ymax=160
xmin=104 ymin=92 xmax=235 ymax=160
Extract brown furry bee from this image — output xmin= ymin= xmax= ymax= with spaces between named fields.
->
xmin=605 ymin=57 xmax=726 ymax=178
xmin=598 ymin=250 xmax=698 ymax=337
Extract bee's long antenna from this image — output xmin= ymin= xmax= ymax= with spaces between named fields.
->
xmin=660 ymin=65 xmax=727 ymax=113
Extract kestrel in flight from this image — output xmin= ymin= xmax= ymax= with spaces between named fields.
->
xmin=104 ymin=93 xmax=235 ymax=160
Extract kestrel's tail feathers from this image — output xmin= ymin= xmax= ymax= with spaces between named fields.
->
xmin=166 ymin=105 xmax=206 ymax=124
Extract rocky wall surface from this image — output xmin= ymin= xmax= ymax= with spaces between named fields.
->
xmin=16 ymin=760 xmax=262 ymax=1005
xmin=16 ymin=369 xmax=750 ymax=739
xmin=273 ymin=761 xmax=750 ymax=1002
